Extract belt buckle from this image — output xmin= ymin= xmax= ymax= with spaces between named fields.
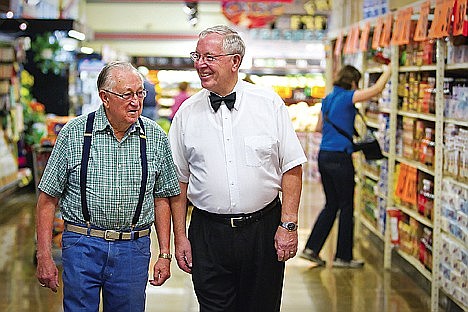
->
xmin=230 ymin=217 xmax=244 ymax=228
xmin=104 ymin=230 xmax=119 ymax=241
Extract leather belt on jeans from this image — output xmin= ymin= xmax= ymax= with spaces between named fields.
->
xmin=65 ymin=223 xmax=150 ymax=241
xmin=194 ymin=196 xmax=280 ymax=228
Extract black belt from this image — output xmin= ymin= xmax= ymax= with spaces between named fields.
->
xmin=65 ymin=223 xmax=150 ymax=241
xmin=194 ymin=196 xmax=280 ymax=228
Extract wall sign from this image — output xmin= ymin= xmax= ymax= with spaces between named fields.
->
xmin=222 ymin=1 xmax=286 ymax=28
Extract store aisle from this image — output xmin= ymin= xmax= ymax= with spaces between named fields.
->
xmin=0 ymin=182 xmax=436 ymax=312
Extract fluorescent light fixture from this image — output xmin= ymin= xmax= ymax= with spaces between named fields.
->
xmin=80 ymin=46 xmax=94 ymax=54
xmin=68 ymin=30 xmax=85 ymax=41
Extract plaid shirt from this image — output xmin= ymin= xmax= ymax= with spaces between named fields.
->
xmin=38 ymin=105 xmax=180 ymax=230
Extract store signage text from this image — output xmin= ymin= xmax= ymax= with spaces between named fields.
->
xmin=132 ymin=56 xmax=193 ymax=70
xmin=249 ymin=28 xmax=326 ymax=41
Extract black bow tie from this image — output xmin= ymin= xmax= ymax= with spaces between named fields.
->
xmin=209 ymin=92 xmax=236 ymax=112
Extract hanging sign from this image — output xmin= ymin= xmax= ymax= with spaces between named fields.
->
xmin=343 ymin=33 xmax=351 ymax=54
xmin=359 ymin=22 xmax=370 ymax=51
xmin=372 ymin=17 xmax=383 ymax=49
xmin=350 ymin=25 xmax=360 ymax=53
xmin=414 ymin=1 xmax=430 ymax=41
xmin=391 ymin=7 xmax=413 ymax=45
xmin=379 ymin=13 xmax=393 ymax=47
xmin=334 ymin=32 xmax=343 ymax=56
xmin=453 ymin=0 xmax=468 ymax=36
xmin=428 ymin=0 xmax=455 ymax=38
xmin=222 ymin=1 xmax=286 ymax=28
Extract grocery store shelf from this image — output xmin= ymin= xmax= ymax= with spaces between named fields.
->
xmin=445 ymin=62 xmax=468 ymax=70
xmin=397 ymin=110 xmax=436 ymax=122
xmin=366 ymin=120 xmax=380 ymax=129
xmin=399 ymin=65 xmax=437 ymax=72
xmin=377 ymin=192 xmax=387 ymax=200
xmin=379 ymin=107 xmax=391 ymax=114
xmin=366 ymin=66 xmax=384 ymax=74
xmin=395 ymin=156 xmax=435 ymax=176
xmin=361 ymin=217 xmax=384 ymax=241
xmin=397 ymin=204 xmax=433 ymax=228
xmin=395 ymin=249 xmax=432 ymax=281
xmin=444 ymin=118 xmax=468 ymax=127
xmin=0 ymin=178 xmax=20 ymax=194
xmin=363 ymin=169 xmax=379 ymax=181
xmin=442 ymin=176 xmax=468 ymax=189
xmin=0 ymin=169 xmax=33 ymax=202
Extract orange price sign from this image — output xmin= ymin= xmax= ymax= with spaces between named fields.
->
xmin=350 ymin=25 xmax=360 ymax=53
xmin=380 ymin=13 xmax=393 ymax=47
xmin=453 ymin=0 xmax=467 ymax=36
xmin=334 ymin=32 xmax=343 ymax=56
xmin=343 ymin=33 xmax=351 ymax=54
xmin=428 ymin=0 xmax=455 ymax=38
xmin=372 ymin=17 xmax=383 ymax=49
xmin=414 ymin=1 xmax=430 ymax=41
xmin=391 ymin=7 xmax=413 ymax=45
xmin=359 ymin=22 xmax=370 ymax=51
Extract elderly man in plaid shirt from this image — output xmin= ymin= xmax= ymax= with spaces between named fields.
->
xmin=35 ymin=61 xmax=180 ymax=312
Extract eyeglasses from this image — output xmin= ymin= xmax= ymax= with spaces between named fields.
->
xmin=103 ymin=89 xmax=147 ymax=100
xmin=189 ymin=52 xmax=237 ymax=63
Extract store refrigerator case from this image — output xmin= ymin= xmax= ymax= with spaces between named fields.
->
xmin=33 ymin=144 xmax=63 ymax=265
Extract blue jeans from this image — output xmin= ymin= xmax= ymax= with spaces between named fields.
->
xmin=304 ymin=150 xmax=355 ymax=261
xmin=61 ymin=231 xmax=151 ymax=312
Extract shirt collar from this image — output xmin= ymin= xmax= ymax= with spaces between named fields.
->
xmin=207 ymin=79 xmax=243 ymax=112
xmin=94 ymin=105 xmax=141 ymax=135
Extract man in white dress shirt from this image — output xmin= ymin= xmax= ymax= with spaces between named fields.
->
xmin=168 ymin=25 xmax=307 ymax=312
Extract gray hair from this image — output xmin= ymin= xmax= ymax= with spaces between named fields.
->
xmin=199 ymin=25 xmax=245 ymax=59
xmin=97 ymin=61 xmax=142 ymax=90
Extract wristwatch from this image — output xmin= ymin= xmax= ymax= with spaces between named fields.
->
xmin=158 ymin=253 xmax=172 ymax=261
xmin=279 ymin=221 xmax=298 ymax=231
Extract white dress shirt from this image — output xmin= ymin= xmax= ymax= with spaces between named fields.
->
xmin=168 ymin=80 xmax=307 ymax=214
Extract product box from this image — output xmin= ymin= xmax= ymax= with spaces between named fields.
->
xmin=459 ymin=211 xmax=468 ymax=230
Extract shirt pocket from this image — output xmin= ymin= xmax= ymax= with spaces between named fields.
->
xmin=244 ymin=136 xmax=274 ymax=167
xmin=146 ymin=157 xmax=159 ymax=189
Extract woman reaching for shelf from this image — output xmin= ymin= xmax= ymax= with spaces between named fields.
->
xmin=300 ymin=64 xmax=391 ymax=268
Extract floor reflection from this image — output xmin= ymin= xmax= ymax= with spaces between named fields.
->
xmin=0 ymin=183 xmax=437 ymax=312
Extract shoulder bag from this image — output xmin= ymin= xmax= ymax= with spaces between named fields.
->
xmin=324 ymin=110 xmax=384 ymax=161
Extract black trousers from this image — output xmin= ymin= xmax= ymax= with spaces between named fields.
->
xmin=189 ymin=200 xmax=284 ymax=312
xmin=305 ymin=150 xmax=356 ymax=261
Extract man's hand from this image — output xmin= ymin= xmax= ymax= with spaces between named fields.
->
xmin=274 ymin=226 xmax=298 ymax=262
xmin=175 ymin=236 xmax=192 ymax=274
xmin=36 ymin=255 xmax=60 ymax=292
xmin=149 ymin=258 xmax=171 ymax=286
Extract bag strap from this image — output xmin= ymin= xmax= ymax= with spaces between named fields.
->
xmin=323 ymin=107 xmax=371 ymax=143
xmin=323 ymin=113 xmax=354 ymax=143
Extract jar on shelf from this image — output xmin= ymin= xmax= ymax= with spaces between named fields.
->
xmin=419 ymin=127 xmax=435 ymax=167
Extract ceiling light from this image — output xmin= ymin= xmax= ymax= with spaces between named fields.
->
xmin=68 ymin=30 xmax=85 ymax=41
xmin=184 ymin=1 xmax=198 ymax=26
xmin=80 ymin=47 xmax=94 ymax=54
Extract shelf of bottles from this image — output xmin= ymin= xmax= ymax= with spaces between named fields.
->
xmin=328 ymin=1 xmax=468 ymax=310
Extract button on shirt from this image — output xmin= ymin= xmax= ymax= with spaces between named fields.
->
xmin=168 ymin=80 xmax=307 ymax=214
xmin=38 ymin=105 xmax=181 ymax=230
